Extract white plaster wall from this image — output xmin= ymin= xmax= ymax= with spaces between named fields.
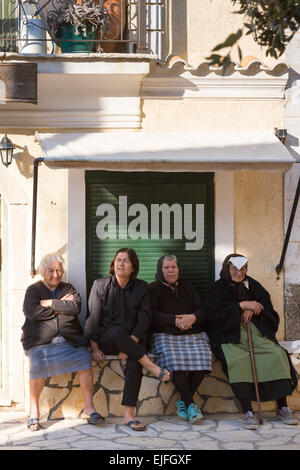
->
xmin=284 ymin=32 xmax=300 ymax=285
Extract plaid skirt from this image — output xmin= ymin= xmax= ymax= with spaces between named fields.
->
xmin=27 ymin=337 xmax=92 ymax=379
xmin=150 ymin=332 xmax=212 ymax=371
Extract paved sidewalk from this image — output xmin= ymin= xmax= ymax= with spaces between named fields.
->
xmin=0 ymin=409 xmax=300 ymax=450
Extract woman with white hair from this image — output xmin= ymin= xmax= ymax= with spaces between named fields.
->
xmin=149 ymin=255 xmax=212 ymax=424
xmin=21 ymin=253 xmax=103 ymax=431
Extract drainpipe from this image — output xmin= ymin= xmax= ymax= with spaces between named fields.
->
xmin=31 ymin=157 xmax=44 ymax=277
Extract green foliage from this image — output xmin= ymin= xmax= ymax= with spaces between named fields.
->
xmin=207 ymin=0 xmax=300 ymax=72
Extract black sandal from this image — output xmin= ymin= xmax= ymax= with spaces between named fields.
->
xmin=158 ymin=368 xmax=172 ymax=383
xmin=87 ymin=412 xmax=105 ymax=425
xmin=27 ymin=417 xmax=43 ymax=431
xmin=125 ymin=420 xmax=147 ymax=431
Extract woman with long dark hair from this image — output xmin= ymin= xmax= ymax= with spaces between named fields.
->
xmin=85 ymin=247 xmax=172 ymax=431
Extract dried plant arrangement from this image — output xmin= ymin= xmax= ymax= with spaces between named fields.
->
xmin=48 ymin=0 xmax=110 ymax=37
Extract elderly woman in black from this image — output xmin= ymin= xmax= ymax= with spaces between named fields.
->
xmin=84 ymin=247 xmax=171 ymax=431
xmin=149 ymin=255 xmax=212 ymax=423
xmin=205 ymin=253 xmax=298 ymax=429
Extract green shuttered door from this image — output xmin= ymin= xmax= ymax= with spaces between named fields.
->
xmin=85 ymin=171 xmax=214 ymax=296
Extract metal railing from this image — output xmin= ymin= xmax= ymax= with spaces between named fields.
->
xmin=0 ymin=0 xmax=164 ymax=55
xmin=0 ymin=0 xmax=19 ymax=52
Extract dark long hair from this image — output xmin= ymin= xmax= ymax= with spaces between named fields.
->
xmin=109 ymin=247 xmax=139 ymax=281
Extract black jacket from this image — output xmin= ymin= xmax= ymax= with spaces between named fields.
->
xmin=21 ymin=281 xmax=88 ymax=351
xmin=149 ymin=279 xmax=207 ymax=335
xmin=85 ymin=276 xmax=151 ymax=343
xmin=204 ymin=276 xmax=280 ymax=350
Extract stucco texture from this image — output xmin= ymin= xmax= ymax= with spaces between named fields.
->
xmin=141 ymin=101 xmax=284 ymax=133
xmin=186 ymin=0 xmax=281 ymax=67
xmin=234 ymin=171 xmax=285 ymax=339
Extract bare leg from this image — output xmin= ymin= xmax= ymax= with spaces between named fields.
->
xmin=138 ymin=354 xmax=171 ymax=382
xmin=29 ymin=377 xmax=45 ymax=419
xmin=78 ymin=368 xmax=97 ymax=415
xmin=123 ymin=405 xmax=145 ymax=430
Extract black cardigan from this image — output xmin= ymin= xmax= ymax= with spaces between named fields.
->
xmin=21 ymin=281 xmax=88 ymax=351
xmin=149 ymin=279 xmax=207 ymax=335
xmin=204 ymin=276 xmax=280 ymax=349
xmin=85 ymin=276 xmax=151 ymax=343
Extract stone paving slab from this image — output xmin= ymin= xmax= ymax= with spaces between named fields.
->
xmin=0 ymin=409 xmax=300 ymax=451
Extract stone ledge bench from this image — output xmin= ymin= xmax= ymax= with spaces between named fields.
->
xmin=34 ymin=343 xmax=300 ymax=420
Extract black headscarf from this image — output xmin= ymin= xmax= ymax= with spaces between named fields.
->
xmin=220 ymin=253 xmax=250 ymax=302
xmin=155 ymin=255 xmax=181 ymax=300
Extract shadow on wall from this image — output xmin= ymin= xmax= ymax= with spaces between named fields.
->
xmin=14 ymin=145 xmax=36 ymax=179
xmin=165 ymin=0 xmax=187 ymax=62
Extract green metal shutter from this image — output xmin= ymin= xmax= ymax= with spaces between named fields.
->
xmin=85 ymin=171 xmax=214 ymax=296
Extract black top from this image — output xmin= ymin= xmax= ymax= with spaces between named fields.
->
xmin=204 ymin=275 xmax=280 ymax=350
xmin=84 ymin=276 xmax=151 ymax=343
xmin=21 ymin=281 xmax=88 ymax=351
xmin=149 ymin=280 xmax=207 ymax=335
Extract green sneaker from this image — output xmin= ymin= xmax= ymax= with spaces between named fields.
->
xmin=187 ymin=403 xmax=203 ymax=424
xmin=176 ymin=400 xmax=188 ymax=421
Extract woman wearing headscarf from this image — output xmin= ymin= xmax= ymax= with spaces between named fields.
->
xmin=149 ymin=254 xmax=212 ymax=423
xmin=205 ymin=253 xmax=298 ymax=429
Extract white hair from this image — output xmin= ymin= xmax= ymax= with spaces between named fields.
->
xmin=38 ymin=253 xmax=65 ymax=275
xmin=162 ymin=254 xmax=178 ymax=264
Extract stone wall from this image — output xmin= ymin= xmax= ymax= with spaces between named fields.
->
xmin=38 ymin=355 xmax=300 ymax=420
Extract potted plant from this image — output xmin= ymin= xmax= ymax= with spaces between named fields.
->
xmin=48 ymin=0 xmax=110 ymax=53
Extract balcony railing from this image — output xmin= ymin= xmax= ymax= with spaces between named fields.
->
xmin=0 ymin=0 xmax=164 ymax=56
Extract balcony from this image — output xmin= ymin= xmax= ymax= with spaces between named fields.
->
xmin=0 ymin=0 xmax=164 ymax=57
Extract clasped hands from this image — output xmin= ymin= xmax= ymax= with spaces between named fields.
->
xmin=175 ymin=314 xmax=196 ymax=331
xmin=239 ymin=300 xmax=264 ymax=324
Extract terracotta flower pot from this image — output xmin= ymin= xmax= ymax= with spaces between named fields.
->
xmin=94 ymin=0 xmax=126 ymax=53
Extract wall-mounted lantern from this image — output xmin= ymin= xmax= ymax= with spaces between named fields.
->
xmin=0 ymin=135 xmax=16 ymax=167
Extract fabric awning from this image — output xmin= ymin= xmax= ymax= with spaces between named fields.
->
xmin=38 ymin=130 xmax=295 ymax=172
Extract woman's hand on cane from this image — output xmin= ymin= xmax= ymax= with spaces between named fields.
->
xmin=242 ymin=309 xmax=254 ymax=324
xmin=240 ymin=301 xmax=263 ymax=315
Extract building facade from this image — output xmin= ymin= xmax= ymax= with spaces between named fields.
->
xmin=0 ymin=0 xmax=299 ymax=415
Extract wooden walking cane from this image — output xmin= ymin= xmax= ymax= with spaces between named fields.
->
xmin=247 ymin=320 xmax=263 ymax=425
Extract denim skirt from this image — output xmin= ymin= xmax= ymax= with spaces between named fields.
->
xmin=27 ymin=337 xmax=92 ymax=379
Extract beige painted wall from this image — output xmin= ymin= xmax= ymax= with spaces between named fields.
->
xmin=234 ymin=171 xmax=285 ymax=339
xmin=185 ymin=0 xmax=281 ymax=66
xmin=0 ymin=132 xmax=68 ymax=270
xmin=141 ymin=100 xmax=284 ymax=132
